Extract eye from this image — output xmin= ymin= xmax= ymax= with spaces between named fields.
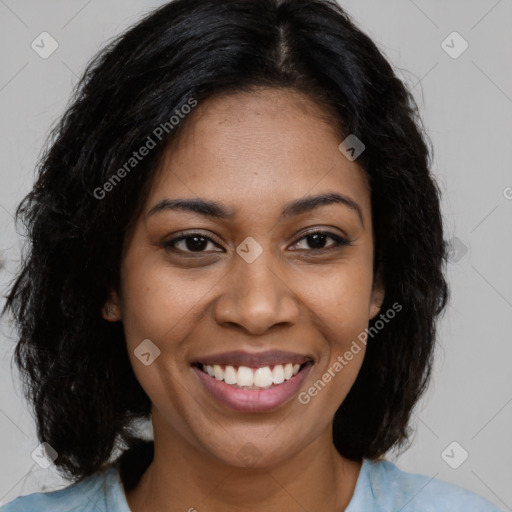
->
xmin=163 ymin=229 xmax=352 ymax=256
xmin=163 ymin=232 xmax=222 ymax=254
xmin=290 ymin=230 xmax=352 ymax=251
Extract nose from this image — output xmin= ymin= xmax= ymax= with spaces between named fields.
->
xmin=213 ymin=250 xmax=300 ymax=336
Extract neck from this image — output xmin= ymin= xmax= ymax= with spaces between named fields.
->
xmin=125 ymin=414 xmax=362 ymax=512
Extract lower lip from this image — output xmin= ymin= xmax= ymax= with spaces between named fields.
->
xmin=193 ymin=363 xmax=313 ymax=413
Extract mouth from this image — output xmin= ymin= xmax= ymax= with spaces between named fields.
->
xmin=191 ymin=352 xmax=314 ymax=412
xmin=192 ymin=361 xmax=312 ymax=390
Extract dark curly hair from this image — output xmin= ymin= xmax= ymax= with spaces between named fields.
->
xmin=3 ymin=0 xmax=449 ymax=487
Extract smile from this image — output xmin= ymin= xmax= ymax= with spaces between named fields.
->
xmin=191 ymin=357 xmax=314 ymax=413
xmin=196 ymin=362 xmax=306 ymax=389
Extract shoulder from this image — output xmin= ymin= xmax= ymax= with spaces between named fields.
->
xmin=0 ymin=465 xmax=126 ymax=512
xmin=359 ymin=458 xmax=504 ymax=511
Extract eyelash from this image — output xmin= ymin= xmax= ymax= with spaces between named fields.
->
xmin=162 ymin=230 xmax=353 ymax=256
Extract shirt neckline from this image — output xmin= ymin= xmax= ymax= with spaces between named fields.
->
xmin=106 ymin=457 xmax=373 ymax=511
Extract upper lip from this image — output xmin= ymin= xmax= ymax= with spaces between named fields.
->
xmin=192 ymin=350 xmax=314 ymax=368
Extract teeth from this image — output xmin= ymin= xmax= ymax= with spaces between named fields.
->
xmin=272 ymin=364 xmax=284 ymax=384
xmin=237 ymin=366 xmax=254 ymax=387
xmin=224 ymin=365 xmax=237 ymax=385
xmin=213 ymin=364 xmax=223 ymax=381
xmin=202 ymin=363 xmax=303 ymax=389
xmin=254 ymin=367 xmax=273 ymax=387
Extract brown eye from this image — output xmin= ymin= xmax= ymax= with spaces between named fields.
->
xmin=290 ymin=230 xmax=352 ymax=251
xmin=163 ymin=233 xmax=222 ymax=254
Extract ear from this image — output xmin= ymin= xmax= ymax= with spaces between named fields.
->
xmin=101 ymin=290 xmax=122 ymax=322
xmin=369 ymin=274 xmax=385 ymax=320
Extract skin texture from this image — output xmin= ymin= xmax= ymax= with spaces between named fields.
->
xmin=103 ymin=87 xmax=385 ymax=511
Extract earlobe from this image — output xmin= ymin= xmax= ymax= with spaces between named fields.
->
xmin=101 ymin=291 xmax=122 ymax=321
xmin=369 ymin=279 xmax=385 ymax=320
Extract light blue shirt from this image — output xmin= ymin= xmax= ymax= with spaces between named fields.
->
xmin=1 ymin=458 xmax=504 ymax=511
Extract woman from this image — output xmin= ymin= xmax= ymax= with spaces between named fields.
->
xmin=1 ymin=0 xmax=503 ymax=510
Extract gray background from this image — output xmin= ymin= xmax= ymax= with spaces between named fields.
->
xmin=0 ymin=0 xmax=511 ymax=509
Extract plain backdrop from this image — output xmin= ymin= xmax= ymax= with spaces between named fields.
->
xmin=0 ymin=0 xmax=511 ymax=509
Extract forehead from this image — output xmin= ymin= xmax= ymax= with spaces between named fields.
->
xmin=146 ymin=88 xmax=370 ymax=219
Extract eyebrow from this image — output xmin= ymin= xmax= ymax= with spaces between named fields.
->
xmin=147 ymin=192 xmax=364 ymax=225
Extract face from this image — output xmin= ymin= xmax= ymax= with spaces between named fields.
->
xmin=104 ymin=87 xmax=384 ymax=468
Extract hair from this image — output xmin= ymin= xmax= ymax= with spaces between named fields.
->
xmin=3 ymin=0 xmax=449 ymax=487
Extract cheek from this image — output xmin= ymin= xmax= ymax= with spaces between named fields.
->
xmin=118 ymin=259 xmax=200 ymax=416
xmin=299 ymin=259 xmax=375 ymax=337
xmin=119 ymin=257 xmax=206 ymax=346
xmin=294 ymin=255 xmax=373 ymax=401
